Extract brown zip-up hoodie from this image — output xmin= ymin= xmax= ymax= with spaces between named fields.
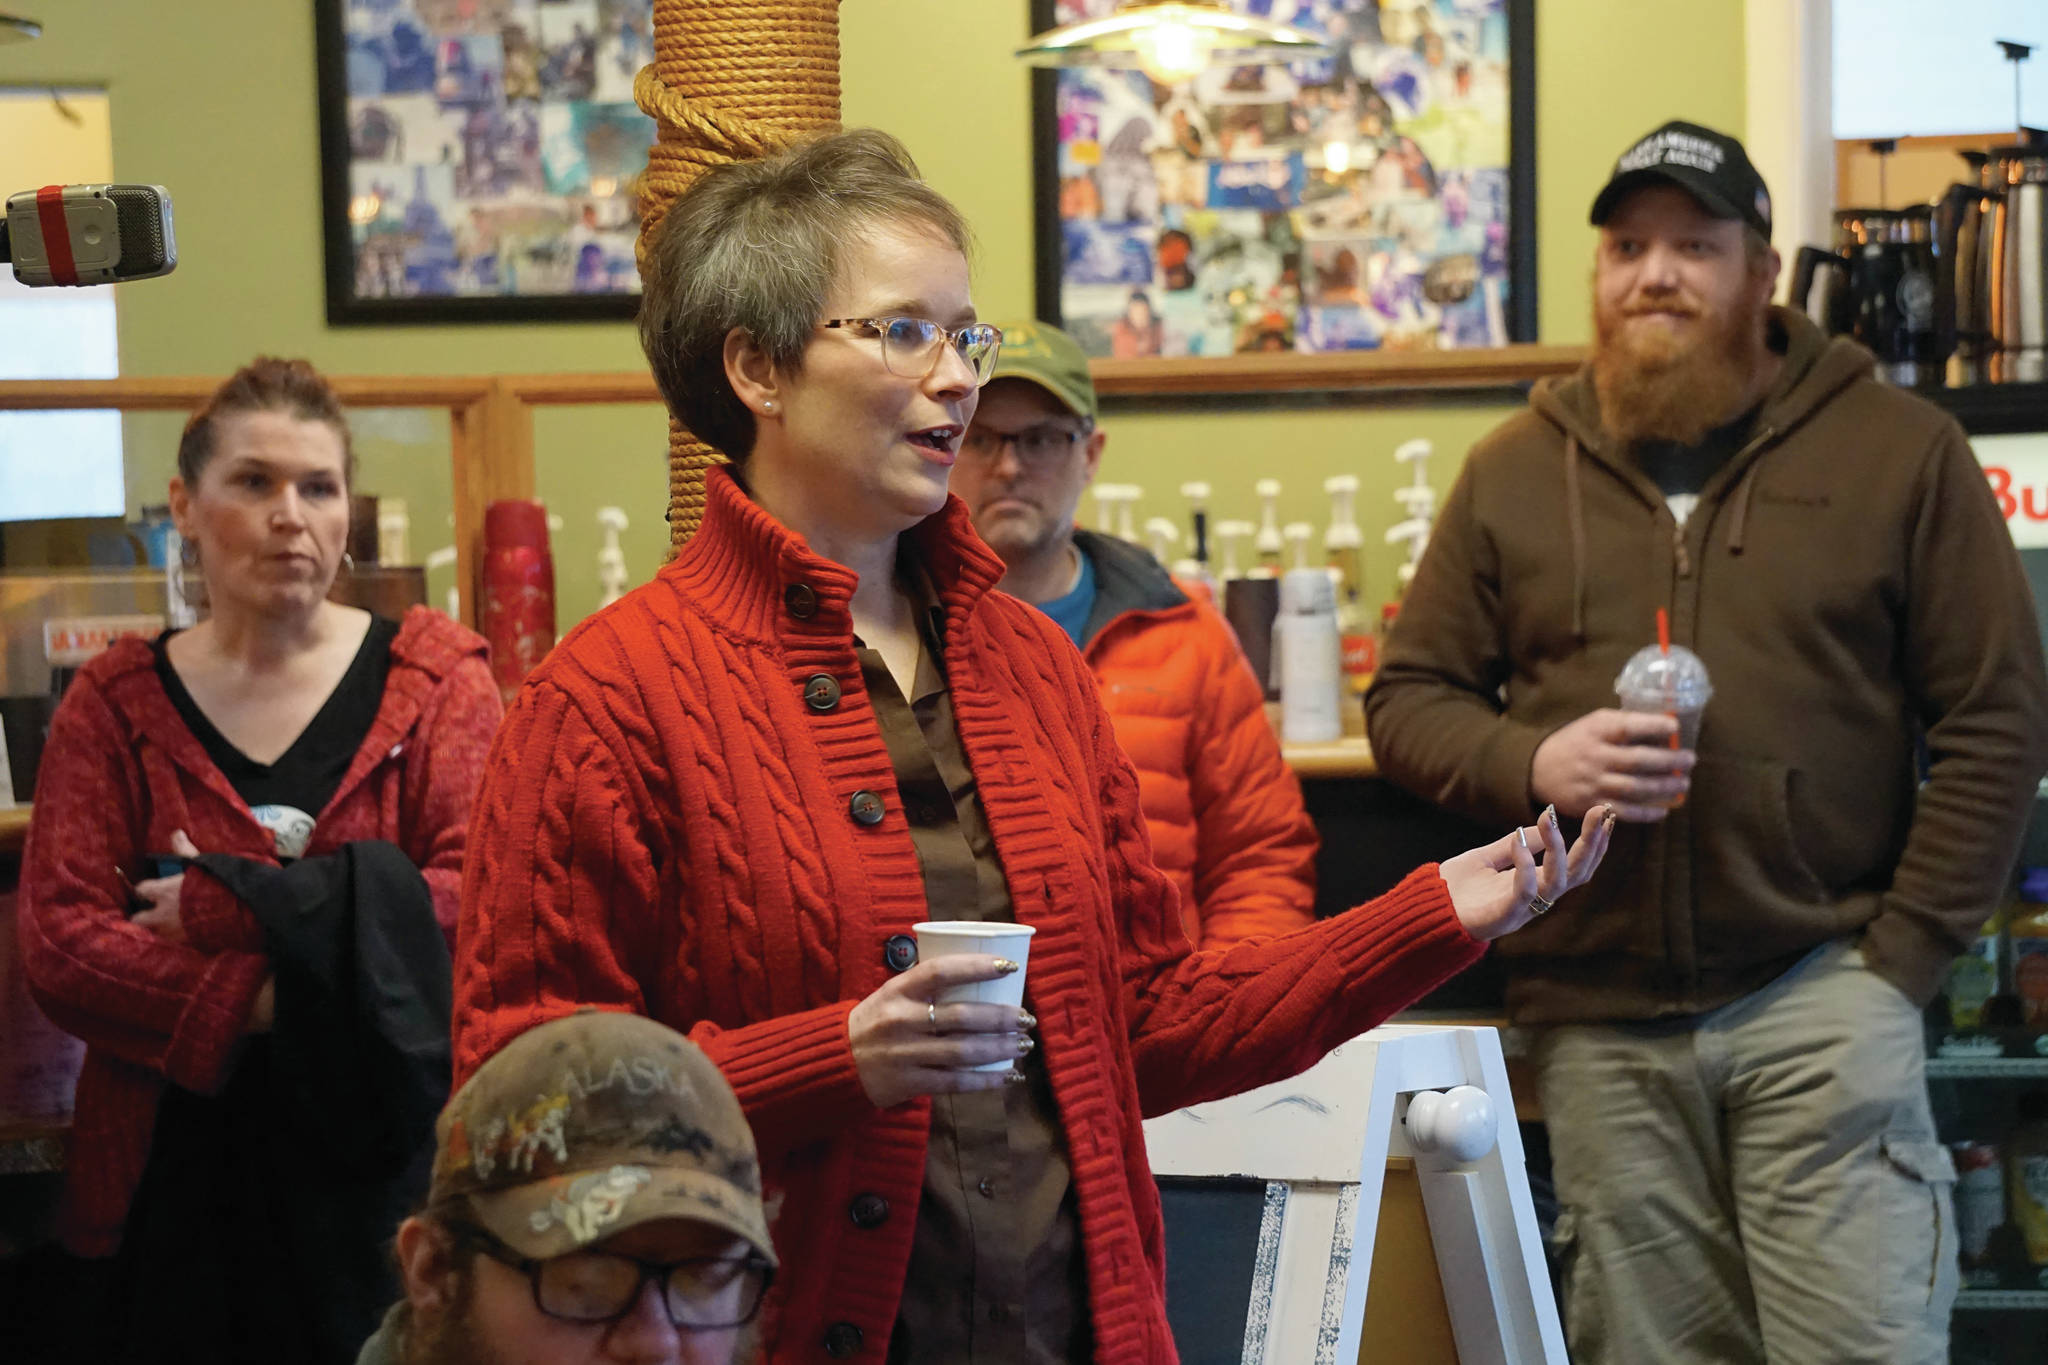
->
xmin=1366 ymin=307 xmax=2048 ymax=1024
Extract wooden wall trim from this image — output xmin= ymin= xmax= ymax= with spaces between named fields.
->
xmin=1087 ymin=343 xmax=1585 ymax=397
xmin=0 ymin=347 xmax=1585 ymax=415
xmin=0 ymin=376 xmax=496 ymax=411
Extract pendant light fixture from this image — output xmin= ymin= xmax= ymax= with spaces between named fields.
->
xmin=1017 ymin=1 xmax=1331 ymax=87
xmin=0 ymin=13 xmax=40 ymax=43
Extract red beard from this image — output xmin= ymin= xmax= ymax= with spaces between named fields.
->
xmin=1592 ymin=287 xmax=1766 ymax=447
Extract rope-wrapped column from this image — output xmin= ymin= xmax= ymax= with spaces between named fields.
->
xmin=637 ymin=0 xmax=843 ymax=548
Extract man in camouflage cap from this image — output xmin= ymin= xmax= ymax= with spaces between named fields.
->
xmin=359 ymin=1010 xmax=776 ymax=1365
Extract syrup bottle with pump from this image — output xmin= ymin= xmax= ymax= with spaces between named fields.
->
xmin=1175 ymin=481 xmax=1217 ymax=602
xmin=1322 ymin=474 xmax=1371 ymax=731
xmin=1253 ymin=479 xmax=1285 ymax=577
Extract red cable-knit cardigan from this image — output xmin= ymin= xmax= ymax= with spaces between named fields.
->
xmin=18 ymin=607 xmax=501 ymax=1255
xmin=453 ymin=469 xmax=1484 ymax=1365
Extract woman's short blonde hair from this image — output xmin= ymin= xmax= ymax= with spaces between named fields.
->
xmin=638 ymin=129 xmax=972 ymax=460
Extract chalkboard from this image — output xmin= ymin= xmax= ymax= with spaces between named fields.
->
xmin=1159 ymin=1175 xmax=1273 ymax=1365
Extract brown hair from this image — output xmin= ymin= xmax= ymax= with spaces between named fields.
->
xmin=637 ymin=128 xmax=973 ymax=461
xmin=177 ymin=356 xmax=355 ymax=487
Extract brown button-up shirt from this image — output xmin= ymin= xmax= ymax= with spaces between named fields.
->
xmin=857 ymin=564 xmax=1091 ymax=1365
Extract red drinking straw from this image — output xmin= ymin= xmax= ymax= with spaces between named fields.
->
xmin=1657 ymin=607 xmax=1680 ymax=754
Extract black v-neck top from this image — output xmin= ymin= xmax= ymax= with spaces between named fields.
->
xmin=152 ymin=616 xmax=399 ymax=858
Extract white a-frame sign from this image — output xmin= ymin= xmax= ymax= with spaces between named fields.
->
xmin=1144 ymin=1024 xmax=1567 ymax=1365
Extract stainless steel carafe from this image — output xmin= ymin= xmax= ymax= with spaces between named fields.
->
xmin=1993 ymin=144 xmax=2048 ymax=381
xmin=1934 ymin=152 xmax=1997 ymax=384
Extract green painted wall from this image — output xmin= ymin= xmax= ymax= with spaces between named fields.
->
xmin=0 ymin=0 xmax=1746 ymax=623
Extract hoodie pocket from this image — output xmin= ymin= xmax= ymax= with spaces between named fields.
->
xmin=1688 ymin=755 xmax=1835 ymax=960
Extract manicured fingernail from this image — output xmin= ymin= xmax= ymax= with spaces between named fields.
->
xmin=1543 ymin=804 xmax=1557 ymax=828
xmin=1007 ymin=1068 xmax=1028 ymax=1084
xmin=1017 ymin=1011 xmax=1037 ymax=1030
xmin=995 ymin=959 xmax=1021 ymax=975
xmin=1604 ymin=810 xmax=1618 ymax=830
xmin=1015 ymin=1036 xmax=1035 ymax=1055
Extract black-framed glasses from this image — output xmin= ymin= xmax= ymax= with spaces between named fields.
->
xmin=452 ymin=1224 xmax=774 ymax=1330
xmin=959 ymin=424 xmax=1089 ymax=467
xmin=819 ymin=316 xmax=1005 ymax=386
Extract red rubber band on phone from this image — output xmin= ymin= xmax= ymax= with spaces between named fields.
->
xmin=35 ymin=186 xmax=78 ymax=286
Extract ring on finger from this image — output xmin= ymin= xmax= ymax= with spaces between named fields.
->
xmin=928 ymin=1001 xmax=940 ymax=1033
xmin=1528 ymin=891 xmax=1555 ymax=917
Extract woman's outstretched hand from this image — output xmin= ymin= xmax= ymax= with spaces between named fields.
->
xmin=1440 ymin=804 xmax=1618 ymax=942
xmin=848 ymin=955 xmax=1037 ymax=1109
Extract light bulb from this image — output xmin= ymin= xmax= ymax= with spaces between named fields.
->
xmin=1131 ymin=19 xmax=1213 ymax=84
xmin=1322 ymin=140 xmax=1351 ymax=175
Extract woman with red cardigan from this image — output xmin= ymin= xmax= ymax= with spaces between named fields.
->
xmin=453 ymin=131 xmax=1615 ymax=1365
xmin=18 ymin=359 xmax=502 ymax=1364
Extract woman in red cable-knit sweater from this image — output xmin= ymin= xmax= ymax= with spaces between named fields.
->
xmin=451 ymin=132 xmax=1616 ymax=1365
xmin=18 ymin=359 xmax=502 ymax=1365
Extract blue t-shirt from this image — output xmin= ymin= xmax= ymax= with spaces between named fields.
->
xmin=1035 ymin=545 xmax=1098 ymax=648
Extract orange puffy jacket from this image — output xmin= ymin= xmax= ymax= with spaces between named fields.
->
xmin=1074 ymin=531 xmax=1318 ymax=948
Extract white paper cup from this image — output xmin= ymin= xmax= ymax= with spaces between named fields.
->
xmin=913 ymin=921 xmax=1036 ymax=1072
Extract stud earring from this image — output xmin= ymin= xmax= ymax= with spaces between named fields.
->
xmin=762 ymin=400 xmax=775 ymax=413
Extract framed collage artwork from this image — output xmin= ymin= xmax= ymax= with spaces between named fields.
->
xmin=1030 ymin=0 xmax=1536 ymax=371
xmin=314 ymin=0 xmax=656 ymax=324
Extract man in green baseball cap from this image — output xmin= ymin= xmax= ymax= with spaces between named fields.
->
xmin=950 ymin=320 xmax=1317 ymax=951
xmin=950 ymin=319 xmax=1104 ymax=617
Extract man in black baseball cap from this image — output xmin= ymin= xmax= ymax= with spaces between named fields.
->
xmin=1582 ymin=118 xmax=1782 ymax=451
xmin=1368 ymin=110 xmax=2044 ymax=1365
xmin=1590 ymin=118 xmax=1773 ymax=241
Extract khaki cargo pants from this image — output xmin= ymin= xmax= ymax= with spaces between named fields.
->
xmin=1532 ymin=939 xmax=1958 ymax=1365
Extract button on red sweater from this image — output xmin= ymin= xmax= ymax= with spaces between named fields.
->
xmin=453 ymin=469 xmax=1483 ymax=1364
xmin=18 ymin=607 xmax=501 ymax=1255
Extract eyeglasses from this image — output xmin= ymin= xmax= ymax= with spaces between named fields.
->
xmin=453 ymin=1224 xmax=774 ymax=1331
xmin=819 ymin=316 xmax=1005 ymax=386
xmin=959 ymin=424 xmax=1089 ymax=467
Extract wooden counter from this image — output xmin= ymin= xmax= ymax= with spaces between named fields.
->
xmin=1282 ymin=734 xmax=1376 ymax=779
xmin=0 ymin=806 xmax=28 ymax=857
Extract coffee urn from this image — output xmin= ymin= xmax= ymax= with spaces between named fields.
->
xmin=1991 ymin=141 xmax=2048 ymax=382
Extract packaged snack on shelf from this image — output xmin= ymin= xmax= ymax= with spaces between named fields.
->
xmin=1952 ymin=1140 xmax=2004 ymax=1282
xmin=1946 ymin=912 xmax=2003 ymax=1032
xmin=2010 ymin=1094 xmax=2048 ymax=1279
xmin=2011 ymin=868 xmax=2048 ymax=1033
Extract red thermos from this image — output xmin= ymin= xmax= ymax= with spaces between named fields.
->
xmin=480 ymin=499 xmax=556 ymax=704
